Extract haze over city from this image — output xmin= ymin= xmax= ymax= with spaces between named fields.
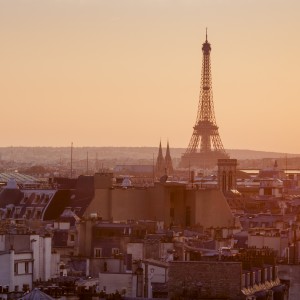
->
xmin=2 ymin=2 xmax=300 ymax=298
xmin=1 ymin=0 xmax=299 ymax=154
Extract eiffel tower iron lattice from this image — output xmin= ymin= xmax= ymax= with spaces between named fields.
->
xmin=180 ymin=31 xmax=229 ymax=169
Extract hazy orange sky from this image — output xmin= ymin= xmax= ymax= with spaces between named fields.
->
xmin=0 ymin=0 xmax=299 ymax=153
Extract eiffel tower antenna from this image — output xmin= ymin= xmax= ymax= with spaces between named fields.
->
xmin=180 ymin=31 xmax=229 ymax=169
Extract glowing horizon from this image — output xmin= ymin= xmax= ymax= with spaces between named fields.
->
xmin=1 ymin=0 xmax=299 ymax=153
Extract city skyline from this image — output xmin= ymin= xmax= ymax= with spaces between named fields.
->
xmin=1 ymin=0 xmax=300 ymax=153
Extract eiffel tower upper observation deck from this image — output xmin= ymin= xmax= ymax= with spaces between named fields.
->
xmin=180 ymin=31 xmax=229 ymax=169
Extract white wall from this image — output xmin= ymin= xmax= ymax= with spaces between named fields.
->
xmin=248 ymin=232 xmax=289 ymax=257
xmin=54 ymin=222 xmax=70 ymax=230
xmin=30 ymin=234 xmax=40 ymax=282
xmin=13 ymin=252 xmax=33 ymax=291
xmin=145 ymin=264 xmax=167 ymax=298
xmin=0 ymin=251 xmax=33 ymax=292
xmin=51 ymin=252 xmax=61 ymax=278
xmin=30 ymin=234 xmax=52 ymax=281
xmin=0 ymin=235 xmax=5 ymax=251
xmin=44 ymin=236 xmax=52 ymax=280
xmin=0 ymin=253 xmax=11 ymax=289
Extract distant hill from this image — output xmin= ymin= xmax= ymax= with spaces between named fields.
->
xmin=226 ymin=149 xmax=300 ymax=160
xmin=0 ymin=146 xmax=298 ymax=163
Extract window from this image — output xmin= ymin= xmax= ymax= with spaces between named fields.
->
xmin=29 ymin=193 xmax=36 ymax=204
xmin=25 ymin=262 xmax=29 ymax=273
xmin=24 ymin=208 xmax=33 ymax=219
xmin=14 ymin=263 xmax=18 ymax=274
xmin=6 ymin=208 xmax=12 ymax=219
xmin=34 ymin=209 xmax=42 ymax=219
xmin=15 ymin=286 xmax=19 ymax=292
xmin=21 ymin=195 xmax=29 ymax=204
xmin=94 ymin=248 xmax=102 ymax=258
xmin=228 ymin=171 xmax=233 ymax=189
xmin=222 ymin=171 xmax=227 ymax=192
xmin=42 ymin=194 xmax=50 ymax=204
xmin=70 ymin=234 xmax=75 ymax=242
xmin=32 ymin=194 xmax=40 ymax=204
xmin=112 ymin=248 xmax=119 ymax=256
xmin=14 ymin=207 xmax=22 ymax=219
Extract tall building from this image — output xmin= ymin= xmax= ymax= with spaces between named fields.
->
xmin=217 ymin=158 xmax=238 ymax=193
xmin=180 ymin=31 xmax=229 ymax=169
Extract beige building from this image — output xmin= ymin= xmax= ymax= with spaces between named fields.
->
xmin=84 ymin=173 xmax=237 ymax=229
xmin=248 ymin=228 xmax=289 ymax=258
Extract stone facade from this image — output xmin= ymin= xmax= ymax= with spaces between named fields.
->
xmin=278 ymin=265 xmax=300 ymax=300
xmin=218 ymin=158 xmax=238 ymax=193
xmin=168 ymin=261 xmax=242 ymax=300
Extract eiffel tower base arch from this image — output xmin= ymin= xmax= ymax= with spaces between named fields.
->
xmin=179 ymin=151 xmax=229 ymax=169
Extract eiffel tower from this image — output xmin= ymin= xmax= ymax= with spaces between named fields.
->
xmin=180 ymin=31 xmax=229 ymax=169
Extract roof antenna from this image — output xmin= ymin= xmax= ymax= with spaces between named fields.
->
xmin=206 ymin=27 xmax=208 ymax=42
xmin=70 ymin=142 xmax=73 ymax=179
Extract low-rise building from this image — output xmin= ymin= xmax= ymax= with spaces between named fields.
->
xmin=0 ymin=232 xmax=54 ymax=295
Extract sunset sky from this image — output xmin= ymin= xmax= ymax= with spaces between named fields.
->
xmin=0 ymin=0 xmax=299 ymax=153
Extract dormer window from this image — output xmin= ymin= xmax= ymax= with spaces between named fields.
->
xmin=6 ymin=208 xmax=12 ymax=219
xmin=14 ymin=207 xmax=22 ymax=219
xmin=42 ymin=194 xmax=50 ymax=205
xmin=29 ymin=193 xmax=36 ymax=204
xmin=21 ymin=196 xmax=29 ymax=204
xmin=24 ymin=208 xmax=33 ymax=219
xmin=32 ymin=194 xmax=40 ymax=205
xmin=34 ymin=208 xmax=42 ymax=219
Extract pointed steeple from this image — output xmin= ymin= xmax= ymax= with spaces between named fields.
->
xmin=156 ymin=140 xmax=165 ymax=175
xmin=165 ymin=141 xmax=174 ymax=174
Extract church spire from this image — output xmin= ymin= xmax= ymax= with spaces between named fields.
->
xmin=156 ymin=140 xmax=165 ymax=175
xmin=165 ymin=140 xmax=174 ymax=174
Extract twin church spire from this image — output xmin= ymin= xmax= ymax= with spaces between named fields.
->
xmin=156 ymin=141 xmax=173 ymax=176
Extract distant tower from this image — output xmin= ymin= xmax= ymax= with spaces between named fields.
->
xmin=156 ymin=141 xmax=165 ymax=175
xmin=217 ymin=159 xmax=237 ymax=193
xmin=180 ymin=30 xmax=229 ymax=169
xmin=164 ymin=141 xmax=174 ymax=174
xmin=94 ymin=153 xmax=99 ymax=172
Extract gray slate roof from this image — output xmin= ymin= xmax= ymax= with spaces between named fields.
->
xmin=18 ymin=288 xmax=55 ymax=300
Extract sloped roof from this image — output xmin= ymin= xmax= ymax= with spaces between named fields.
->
xmin=18 ymin=288 xmax=55 ymax=300
xmin=0 ymin=172 xmax=39 ymax=185
xmin=0 ymin=188 xmax=23 ymax=207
